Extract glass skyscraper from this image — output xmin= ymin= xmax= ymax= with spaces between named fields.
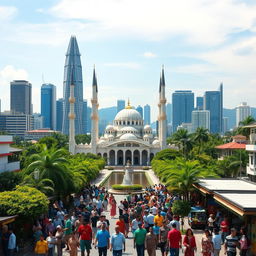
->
xmin=10 ymin=80 xmax=32 ymax=115
xmin=144 ymin=104 xmax=151 ymax=125
xmin=196 ymin=96 xmax=204 ymax=110
xmin=136 ymin=105 xmax=143 ymax=119
xmin=204 ymin=84 xmax=223 ymax=134
xmin=41 ymin=83 xmax=56 ymax=130
xmin=62 ymin=36 xmax=84 ymax=135
xmin=117 ymin=100 xmax=125 ymax=113
xmin=56 ymin=98 xmax=64 ymax=132
xmin=172 ymin=90 xmax=194 ymax=132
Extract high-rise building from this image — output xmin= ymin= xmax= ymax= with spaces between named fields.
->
xmin=192 ymin=110 xmax=210 ymax=132
xmin=204 ymin=85 xmax=223 ymax=134
xmin=236 ymin=102 xmax=251 ymax=127
xmin=136 ymin=105 xmax=143 ymax=119
xmin=33 ymin=113 xmax=44 ymax=130
xmin=56 ymin=98 xmax=64 ymax=132
xmin=144 ymin=104 xmax=151 ymax=125
xmin=223 ymin=117 xmax=229 ymax=133
xmin=166 ymin=103 xmax=172 ymax=125
xmin=0 ymin=112 xmax=34 ymax=138
xmin=172 ymin=90 xmax=194 ymax=132
xmin=62 ymin=36 xmax=84 ymax=135
xmin=10 ymin=80 xmax=32 ymax=115
xmin=41 ymin=83 xmax=56 ymax=130
xmin=83 ymin=100 xmax=87 ymax=133
xmin=196 ymin=96 xmax=204 ymax=110
xmin=117 ymin=100 xmax=125 ymax=113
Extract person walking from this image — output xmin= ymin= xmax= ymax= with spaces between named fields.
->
xmin=34 ymin=235 xmax=48 ymax=256
xmin=145 ymin=226 xmax=158 ymax=256
xmin=122 ymin=210 xmax=130 ymax=238
xmin=78 ymin=220 xmax=92 ymax=256
xmin=46 ymin=231 xmax=56 ymax=256
xmin=68 ymin=232 xmax=79 ymax=256
xmin=55 ymin=225 xmax=64 ymax=256
xmin=110 ymin=226 xmax=126 ymax=256
xmin=183 ymin=229 xmax=196 ymax=256
xmin=207 ymin=214 xmax=215 ymax=234
xmin=224 ymin=228 xmax=239 ymax=256
xmin=95 ymin=222 xmax=110 ymax=256
xmin=134 ymin=222 xmax=147 ymax=256
xmin=159 ymin=221 xmax=169 ymax=256
xmin=110 ymin=198 xmax=117 ymax=219
xmin=201 ymin=229 xmax=213 ymax=256
xmin=8 ymin=229 xmax=16 ymax=256
xmin=212 ymin=228 xmax=222 ymax=256
xmin=168 ymin=223 xmax=182 ymax=256
xmin=239 ymin=227 xmax=250 ymax=256
xmin=64 ymin=214 xmax=72 ymax=251
xmin=2 ymin=225 xmax=9 ymax=256
xmin=116 ymin=216 xmax=126 ymax=235
xmin=220 ymin=217 xmax=229 ymax=244
xmin=154 ymin=210 xmax=164 ymax=227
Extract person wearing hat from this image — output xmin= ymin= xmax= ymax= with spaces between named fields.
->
xmin=134 ymin=222 xmax=147 ymax=256
xmin=55 ymin=225 xmax=64 ymax=256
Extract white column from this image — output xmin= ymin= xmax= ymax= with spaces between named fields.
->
xmin=140 ymin=150 xmax=143 ymax=166
xmin=123 ymin=151 xmax=125 ymax=166
xmin=115 ymin=150 xmax=117 ymax=166
xmin=132 ymin=150 xmax=134 ymax=166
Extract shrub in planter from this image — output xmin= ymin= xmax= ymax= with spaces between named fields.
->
xmin=142 ymin=166 xmax=149 ymax=170
xmin=112 ymin=184 xmax=143 ymax=191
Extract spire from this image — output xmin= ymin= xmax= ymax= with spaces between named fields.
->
xmin=92 ymin=65 xmax=98 ymax=92
xmin=159 ymin=73 xmax=162 ymax=92
xmin=125 ymin=98 xmax=132 ymax=109
xmin=161 ymin=65 xmax=165 ymax=86
xmin=66 ymin=35 xmax=80 ymax=56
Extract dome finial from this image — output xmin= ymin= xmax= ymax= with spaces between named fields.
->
xmin=126 ymin=98 xmax=132 ymax=109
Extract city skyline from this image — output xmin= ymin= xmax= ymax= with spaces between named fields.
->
xmin=1 ymin=1 xmax=256 ymax=121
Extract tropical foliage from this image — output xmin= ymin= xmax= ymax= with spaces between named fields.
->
xmin=0 ymin=185 xmax=49 ymax=219
xmin=112 ymin=184 xmax=143 ymax=191
xmin=0 ymin=171 xmax=22 ymax=192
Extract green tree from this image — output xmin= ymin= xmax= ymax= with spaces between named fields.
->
xmin=237 ymin=116 xmax=256 ymax=138
xmin=38 ymin=136 xmax=58 ymax=149
xmin=153 ymin=148 xmax=181 ymax=161
xmin=217 ymin=156 xmax=240 ymax=178
xmin=171 ymin=200 xmax=191 ymax=231
xmin=24 ymin=146 xmax=74 ymax=195
xmin=0 ymin=171 xmax=22 ymax=192
xmin=51 ymin=133 xmax=68 ymax=149
xmin=0 ymin=185 xmax=49 ymax=219
xmin=193 ymin=127 xmax=209 ymax=154
xmin=75 ymin=134 xmax=91 ymax=145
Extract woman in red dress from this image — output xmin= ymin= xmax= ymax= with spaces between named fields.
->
xmin=183 ymin=228 xmax=197 ymax=256
xmin=201 ymin=229 xmax=213 ymax=256
xmin=110 ymin=197 xmax=117 ymax=219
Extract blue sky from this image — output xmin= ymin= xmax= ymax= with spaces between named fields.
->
xmin=1 ymin=0 xmax=256 ymax=121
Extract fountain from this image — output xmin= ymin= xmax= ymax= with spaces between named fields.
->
xmin=109 ymin=161 xmax=144 ymax=194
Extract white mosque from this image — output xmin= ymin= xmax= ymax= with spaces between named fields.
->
xmin=68 ymin=67 xmax=168 ymax=166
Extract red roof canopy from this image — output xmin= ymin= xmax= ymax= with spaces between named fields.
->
xmin=215 ymin=142 xmax=246 ymax=150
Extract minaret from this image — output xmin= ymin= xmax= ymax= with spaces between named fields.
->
xmin=68 ymin=69 xmax=76 ymax=154
xmin=91 ymin=66 xmax=99 ymax=154
xmin=158 ymin=66 xmax=167 ymax=149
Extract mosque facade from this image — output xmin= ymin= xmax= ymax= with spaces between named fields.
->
xmin=68 ymin=67 xmax=168 ymax=166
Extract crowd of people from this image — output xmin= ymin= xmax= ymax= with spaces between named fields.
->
xmin=1 ymin=184 xmax=251 ymax=256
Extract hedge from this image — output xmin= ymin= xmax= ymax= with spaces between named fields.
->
xmin=112 ymin=184 xmax=143 ymax=191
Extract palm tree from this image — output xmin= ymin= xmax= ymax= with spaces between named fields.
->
xmin=24 ymin=146 xmax=74 ymax=195
xmin=163 ymin=159 xmax=217 ymax=201
xmin=21 ymin=171 xmax=54 ymax=195
xmin=193 ymin=127 xmax=209 ymax=154
xmin=171 ymin=129 xmax=193 ymax=158
xmin=237 ymin=116 xmax=255 ymax=138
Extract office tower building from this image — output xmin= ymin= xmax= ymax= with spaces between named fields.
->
xmin=136 ymin=105 xmax=143 ymax=119
xmin=41 ymin=83 xmax=56 ymax=130
xmin=236 ymin=102 xmax=251 ymax=127
xmin=0 ymin=113 xmax=34 ymax=138
xmin=144 ymin=104 xmax=151 ymax=125
xmin=204 ymin=84 xmax=223 ymax=134
xmin=177 ymin=123 xmax=193 ymax=133
xmin=62 ymin=36 xmax=84 ymax=135
xmin=196 ymin=96 xmax=204 ymax=110
xmin=86 ymin=107 xmax=92 ymax=133
xmin=117 ymin=100 xmax=125 ymax=113
xmin=33 ymin=113 xmax=44 ymax=129
xmin=223 ymin=117 xmax=229 ymax=133
xmin=56 ymin=98 xmax=64 ymax=132
xmin=166 ymin=103 xmax=172 ymax=125
xmin=10 ymin=80 xmax=32 ymax=115
xmin=172 ymin=90 xmax=194 ymax=132
xmin=191 ymin=110 xmax=210 ymax=132
xmin=83 ymin=100 xmax=87 ymax=133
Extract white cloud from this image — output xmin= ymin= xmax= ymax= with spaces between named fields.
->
xmin=49 ymin=0 xmax=256 ymax=46
xmin=143 ymin=52 xmax=157 ymax=58
xmin=0 ymin=65 xmax=28 ymax=112
xmin=104 ymin=62 xmax=141 ymax=69
xmin=0 ymin=6 xmax=17 ymax=21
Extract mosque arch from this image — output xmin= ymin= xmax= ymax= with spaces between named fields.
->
xmin=142 ymin=150 xmax=148 ymax=165
xmin=109 ymin=150 xmax=115 ymax=165
xmin=133 ymin=150 xmax=140 ymax=165
xmin=103 ymin=153 xmax=107 ymax=160
xmin=150 ymin=153 xmax=154 ymax=163
xmin=125 ymin=150 xmax=132 ymax=164
xmin=117 ymin=150 xmax=124 ymax=165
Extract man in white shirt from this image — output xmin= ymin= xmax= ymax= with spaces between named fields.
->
xmin=147 ymin=211 xmax=155 ymax=227
xmin=150 ymin=205 xmax=157 ymax=215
